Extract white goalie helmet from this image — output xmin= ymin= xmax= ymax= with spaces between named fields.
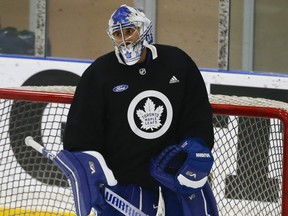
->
xmin=107 ymin=4 xmax=153 ymax=65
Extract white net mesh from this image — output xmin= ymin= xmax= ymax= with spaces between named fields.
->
xmin=0 ymin=87 xmax=287 ymax=216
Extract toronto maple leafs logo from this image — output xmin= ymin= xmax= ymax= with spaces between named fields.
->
xmin=136 ymin=98 xmax=164 ymax=131
xmin=127 ymin=90 xmax=173 ymax=139
xmin=125 ymin=51 xmax=132 ymax=58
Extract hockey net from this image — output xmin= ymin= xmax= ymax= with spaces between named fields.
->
xmin=0 ymin=86 xmax=288 ymax=216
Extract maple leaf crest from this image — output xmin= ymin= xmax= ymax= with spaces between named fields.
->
xmin=125 ymin=51 xmax=132 ymax=58
xmin=136 ymin=98 xmax=164 ymax=131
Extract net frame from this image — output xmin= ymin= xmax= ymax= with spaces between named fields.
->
xmin=0 ymin=87 xmax=288 ymax=215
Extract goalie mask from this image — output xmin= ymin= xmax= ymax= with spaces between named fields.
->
xmin=107 ymin=4 xmax=153 ymax=65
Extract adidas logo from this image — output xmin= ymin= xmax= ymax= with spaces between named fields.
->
xmin=169 ymin=76 xmax=180 ymax=84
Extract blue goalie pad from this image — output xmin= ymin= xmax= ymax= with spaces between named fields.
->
xmin=53 ymin=150 xmax=117 ymax=216
xmin=150 ymin=138 xmax=214 ymax=194
xmin=102 ymin=184 xmax=158 ymax=216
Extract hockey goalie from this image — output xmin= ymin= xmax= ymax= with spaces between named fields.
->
xmin=44 ymin=4 xmax=219 ymax=216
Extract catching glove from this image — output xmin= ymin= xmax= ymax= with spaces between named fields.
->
xmin=150 ymin=138 xmax=214 ymax=195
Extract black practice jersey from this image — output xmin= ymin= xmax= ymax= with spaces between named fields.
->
xmin=63 ymin=44 xmax=214 ymax=189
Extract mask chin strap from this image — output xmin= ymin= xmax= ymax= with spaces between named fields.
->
xmin=143 ymin=40 xmax=158 ymax=60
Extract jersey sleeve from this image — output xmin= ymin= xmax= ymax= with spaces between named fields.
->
xmin=177 ymin=54 xmax=214 ymax=149
xmin=63 ymin=62 xmax=105 ymax=152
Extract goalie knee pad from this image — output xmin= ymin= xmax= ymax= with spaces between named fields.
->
xmin=150 ymin=138 xmax=214 ymax=195
xmin=54 ymin=150 xmax=117 ymax=216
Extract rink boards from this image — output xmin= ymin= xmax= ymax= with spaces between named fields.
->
xmin=0 ymin=56 xmax=288 ymax=215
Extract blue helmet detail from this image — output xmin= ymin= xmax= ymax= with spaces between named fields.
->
xmin=112 ymin=6 xmax=131 ymax=25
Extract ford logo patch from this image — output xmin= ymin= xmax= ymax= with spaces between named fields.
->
xmin=113 ymin=84 xmax=129 ymax=92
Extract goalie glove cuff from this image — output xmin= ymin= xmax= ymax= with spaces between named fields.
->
xmin=150 ymin=138 xmax=214 ymax=195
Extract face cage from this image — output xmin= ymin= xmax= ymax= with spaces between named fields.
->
xmin=107 ymin=21 xmax=144 ymax=50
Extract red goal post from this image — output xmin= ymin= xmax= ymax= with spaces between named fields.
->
xmin=0 ymin=86 xmax=287 ymax=216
